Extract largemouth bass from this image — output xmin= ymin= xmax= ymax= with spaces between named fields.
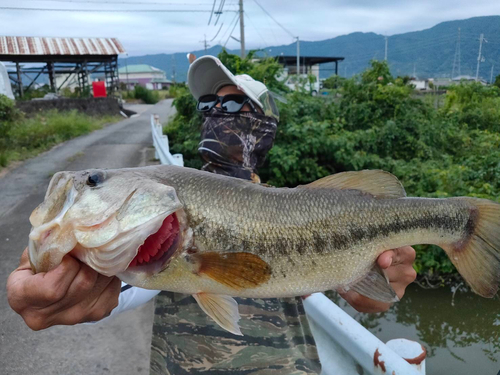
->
xmin=28 ymin=165 xmax=500 ymax=335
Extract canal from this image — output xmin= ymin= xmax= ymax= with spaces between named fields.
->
xmin=328 ymin=284 xmax=500 ymax=374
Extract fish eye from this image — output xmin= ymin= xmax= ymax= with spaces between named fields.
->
xmin=86 ymin=171 xmax=105 ymax=187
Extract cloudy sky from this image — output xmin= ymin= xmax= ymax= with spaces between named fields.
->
xmin=1 ymin=0 xmax=500 ymax=56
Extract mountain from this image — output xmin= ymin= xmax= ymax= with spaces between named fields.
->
xmin=121 ymin=16 xmax=500 ymax=82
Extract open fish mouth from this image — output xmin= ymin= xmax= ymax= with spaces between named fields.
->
xmin=69 ymin=209 xmax=185 ymax=277
xmin=125 ymin=212 xmax=181 ymax=272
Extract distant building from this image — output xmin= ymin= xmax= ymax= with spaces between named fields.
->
xmin=452 ymin=75 xmax=487 ymax=85
xmin=409 ymin=78 xmax=431 ymax=90
xmin=118 ymin=64 xmax=171 ymax=90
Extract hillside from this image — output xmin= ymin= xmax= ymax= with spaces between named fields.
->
xmin=122 ymin=15 xmax=500 ymax=82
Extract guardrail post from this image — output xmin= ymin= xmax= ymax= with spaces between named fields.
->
xmin=151 ymin=114 xmax=184 ymax=167
xmin=386 ymin=339 xmax=426 ymax=374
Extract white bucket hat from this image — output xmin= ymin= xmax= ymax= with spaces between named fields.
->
xmin=187 ymin=55 xmax=279 ymax=121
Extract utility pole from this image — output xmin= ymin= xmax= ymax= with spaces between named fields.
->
xmin=384 ymin=36 xmax=388 ymax=61
xmin=239 ymin=0 xmax=245 ymax=58
xmin=296 ymin=37 xmax=300 ymax=78
xmin=200 ymin=34 xmax=209 ymax=51
xmin=171 ymin=54 xmax=176 ymax=83
xmin=413 ymin=63 xmax=416 ymax=78
xmin=491 ymin=63 xmax=495 ymax=84
xmin=452 ymin=28 xmax=461 ymax=78
xmin=476 ymin=33 xmax=487 ymax=82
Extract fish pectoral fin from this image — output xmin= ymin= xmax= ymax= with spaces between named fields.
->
xmin=302 ymin=170 xmax=406 ymax=199
xmin=189 ymin=252 xmax=271 ymax=290
xmin=193 ymin=293 xmax=243 ymax=336
xmin=348 ymin=264 xmax=399 ymax=303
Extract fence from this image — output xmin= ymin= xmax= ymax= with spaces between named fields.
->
xmin=151 ymin=114 xmax=184 ymax=166
xmin=150 ymin=113 xmax=426 ymax=374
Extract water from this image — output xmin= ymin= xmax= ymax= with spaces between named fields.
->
xmin=328 ymin=285 xmax=500 ymax=375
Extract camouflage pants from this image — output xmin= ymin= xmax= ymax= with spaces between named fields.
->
xmin=150 ymin=292 xmax=321 ymax=375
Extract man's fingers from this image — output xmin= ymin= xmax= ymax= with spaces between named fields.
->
xmin=85 ymin=277 xmax=121 ymax=322
xmin=389 ymin=246 xmax=416 ymax=266
xmin=37 ymin=255 xmax=83 ymax=305
xmin=377 ymin=251 xmax=394 ymax=269
xmin=46 ymin=276 xmax=121 ymax=327
xmin=18 ymin=247 xmax=32 ymax=270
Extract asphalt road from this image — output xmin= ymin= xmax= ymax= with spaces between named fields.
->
xmin=0 ymin=100 xmax=175 ymax=375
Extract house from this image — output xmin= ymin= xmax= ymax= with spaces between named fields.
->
xmin=118 ymin=64 xmax=171 ymax=90
xmin=409 ymin=78 xmax=431 ymax=90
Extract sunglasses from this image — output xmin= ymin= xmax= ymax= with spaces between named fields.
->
xmin=196 ymin=94 xmax=258 ymax=113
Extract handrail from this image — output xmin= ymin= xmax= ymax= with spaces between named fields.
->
xmin=150 ymin=114 xmax=184 ymax=166
xmin=303 ymin=293 xmax=426 ymax=375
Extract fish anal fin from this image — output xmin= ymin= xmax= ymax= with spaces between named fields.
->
xmin=190 ymin=252 xmax=271 ymax=290
xmin=349 ymin=264 xmax=399 ymax=303
xmin=303 ymin=170 xmax=406 ymax=199
xmin=193 ymin=293 xmax=243 ymax=336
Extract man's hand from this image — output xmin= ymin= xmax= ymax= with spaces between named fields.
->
xmin=339 ymin=246 xmax=417 ymax=313
xmin=7 ymin=248 xmax=121 ymax=330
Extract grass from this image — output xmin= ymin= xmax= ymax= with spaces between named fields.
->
xmin=0 ymin=110 xmax=121 ymax=169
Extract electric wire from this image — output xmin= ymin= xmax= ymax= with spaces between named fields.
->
xmin=224 ymin=14 xmax=240 ymax=47
xmin=0 ymin=6 xmax=223 ymax=12
xmin=252 ymin=0 xmax=295 ymax=38
xmin=207 ymin=0 xmax=217 ymax=25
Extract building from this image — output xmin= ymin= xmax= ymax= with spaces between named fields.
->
xmin=276 ymin=56 xmax=344 ymax=95
xmin=118 ymin=64 xmax=171 ymax=90
xmin=0 ymin=36 xmax=125 ymax=97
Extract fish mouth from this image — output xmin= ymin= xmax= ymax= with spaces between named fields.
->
xmin=125 ymin=212 xmax=181 ymax=273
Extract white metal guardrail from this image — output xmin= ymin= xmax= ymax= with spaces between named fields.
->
xmin=151 ymin=114 xmax=184 ymax=166
xmin=151 ymin=113 xmax=426 ymax=374
xmin=304 ymin=293 xmax=425 ymax=375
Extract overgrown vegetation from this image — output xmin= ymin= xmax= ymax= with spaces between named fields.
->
xmin=122 ymin=85 xmax=160 ymax=104
xmin=0 ymin=95 xmax=119 ymax=168
xmin=164 ymin=53 xmax=500 ymax=281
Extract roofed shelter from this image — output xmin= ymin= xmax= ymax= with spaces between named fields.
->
xmin=276 ymin=55 xmax=344 ymax=76
xmin=0 ymin=36 xmax=125 ymax=97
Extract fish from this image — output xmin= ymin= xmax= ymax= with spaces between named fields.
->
xmin=28 ymin=165 xmax=500 ymax=335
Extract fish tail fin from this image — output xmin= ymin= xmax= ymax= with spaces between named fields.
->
xmin=442 ymin=197 xmax=500 ymax=298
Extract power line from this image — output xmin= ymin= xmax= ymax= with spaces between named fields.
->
xmin=207 ymin=0 xmax=217 ymax=25
xmin=452 ymin=28 xmax=461 ymax=78
xmin=16 ymin=0 xmax=219 ymax=4
xmin=252 ymin=0 xmax=295 ymax=38
xmin=214 ymin=0 xmax=226 ymax=26
xmin=219 ymin=11 xmax=239 ymax=44
xmin=224 ymin=14 xmax=240 ymax=47
xmin=245 ymin=10 xmax=267 ymax=47
xmin=209 ymin=22 xmax=224 ymax=42
xmin=0 ymin=6 xmax=230 ymax=12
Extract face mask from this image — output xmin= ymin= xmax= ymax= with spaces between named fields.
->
xmin=198 ymin=109 xmax=278 ymax=183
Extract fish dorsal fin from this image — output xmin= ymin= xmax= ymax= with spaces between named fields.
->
xmin=347 ymin=264 xmax=399 ymax=303
xmin=303 ymin=170 xmax=406 ymax=199
xmin=190 ymin=252 xmax=271 ymax=290
xmin=193 ymin=293 xmax=243 ymax=336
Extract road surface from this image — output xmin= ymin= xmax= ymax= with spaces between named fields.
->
xmin=0 ymin=100 xmax=175 ymax=375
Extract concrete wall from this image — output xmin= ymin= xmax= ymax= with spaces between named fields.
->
xmin=16 ymin=97 xmax=121 ymax=117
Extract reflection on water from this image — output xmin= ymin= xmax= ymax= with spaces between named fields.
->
xmin=326 ymin=285 xmax=500 ymax=375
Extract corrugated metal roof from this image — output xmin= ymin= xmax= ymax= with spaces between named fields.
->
xmin=0 ymin=36 xmax=125 ymax=56
xmin=118 ymin=64 xmax=164 ymax=74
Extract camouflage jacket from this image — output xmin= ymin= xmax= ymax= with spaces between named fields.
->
xmin=149 ymin=106 xmax=320 ymax=374
xmin=150 ymin=293 xmax=321 ymax=374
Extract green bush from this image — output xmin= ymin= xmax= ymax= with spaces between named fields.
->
xmin=131 ymin=86 xmax=160 ymax=104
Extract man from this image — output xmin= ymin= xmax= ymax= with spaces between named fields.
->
xmin=7 ymin=56 xmax=416 ymax=374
